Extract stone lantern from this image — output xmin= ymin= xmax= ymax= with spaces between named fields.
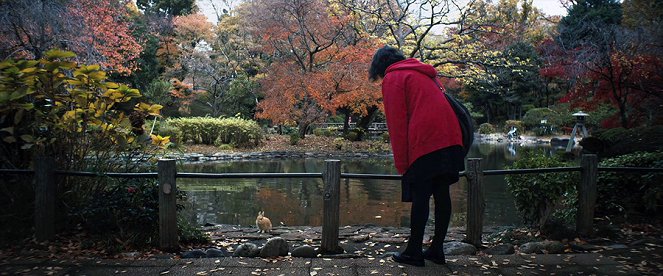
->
xmin=566 ymin=111 xmax=589 ymax=152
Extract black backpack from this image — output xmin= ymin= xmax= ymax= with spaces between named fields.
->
xmin=433 ymin=78 xmax=475 ymax=156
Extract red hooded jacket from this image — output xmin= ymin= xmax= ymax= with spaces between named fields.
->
xmin=382 ymin=58 xmax=463 ymax=174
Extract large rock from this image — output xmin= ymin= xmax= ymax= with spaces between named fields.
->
xmin=205 ymin=248 xmax=227 ymax=258
xmin=291 ymin=245 xmax=318 ymax=258
xmin=233 ymin=243 xmax=260 ymax=257
xmin=483 ymin=244 xmax=515 ymax=255
xmin=181 ymin=249 xmax=207 ymax=259
xmin=260 ymin=237 xmax=289 ymax=258
xmin=443 ymin=241 xmax=477 ymax=255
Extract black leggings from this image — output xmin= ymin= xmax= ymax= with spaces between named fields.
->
xmin=403 ymin=175 xmax=452 ymax=256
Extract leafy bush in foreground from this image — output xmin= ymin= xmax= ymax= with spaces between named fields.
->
xmin=596 ymin=151 xmax=663 ymax=220
xmin=505 ymin=149 xmax=578 ymax=228
xmin=74 ymin=178 xmax=209 ymax=251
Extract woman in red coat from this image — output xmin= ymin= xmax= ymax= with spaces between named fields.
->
xmin=369 ymin=46 xmax=465 ymax=266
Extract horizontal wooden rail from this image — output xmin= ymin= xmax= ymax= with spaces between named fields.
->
xmin=5 ymin=167 xmax=662 ymax=178
xmin=340 ymin=173 xmax=402 ymax=180
xmin=0 ymin=169 xmax=33 ymax=175
xmin=598 ymin=167 xmax=663 ymax=173
xmin=54 ymin=171 xmax=158 ymax=178
xmin=9 ymin=154 xmax=663 ymax=253
xmin=176 ymin=172 xmax=322 ymax=179
xmin=483 ymin=167 xmax=581 ymax=176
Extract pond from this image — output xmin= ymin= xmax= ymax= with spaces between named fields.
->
xmin=178 ymin=142 xmax=564 ymax=228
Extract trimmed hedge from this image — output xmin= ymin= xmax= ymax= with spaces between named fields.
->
xmin=166 ymin=117 xmax=263 ymax=148
xmin=522 ymin=108 xmax=562 ymax=129
xmin=479 ymin=123 xmax=496 ymax=134
xmin=591 ymin=126 xmax=663 ymax=157
xmin=596 ymin=151 xmax=663 ymax=219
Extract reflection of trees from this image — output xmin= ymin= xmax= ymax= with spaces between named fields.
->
xmin=178 ymin=152 xmax=551 ymax=227
xmin=477 ymin=143 xmax=498 ymax=158
xmin=342 ymin=160 xmax=395 ymax=201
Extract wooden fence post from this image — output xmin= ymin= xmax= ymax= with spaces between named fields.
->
xmin=577 ymin=154 xmax=598 ymax=236
xmin=34 ymin=156 xmax=56 ymax=242
xmin=158 ymin=159 xmax=178 ymax=252
xmin=465 ymin=158 xmax=484 ymax=247
xmin=321 ymin=159 xmax=343 ymax=254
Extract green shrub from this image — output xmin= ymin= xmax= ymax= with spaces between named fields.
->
xmin=596 ymin=151 xmax=663 ymax=219
xmin=522 ymin=108 xmax=562 ymax=130
xmin=289 ymin=132 xmax=300 ymax=145
xmin=478 ymin=123 xmax=496 ymax=134
xmin=381 ymin=132 xmax=390 ymax=143
xmin=532 ymin=126 xmax=553 ymax=136
xmin=216 ymin=143 xmax=234 ymax=150
xmin=312 ymin=127 xmax=338 ymax=137
xmin=593 ymin=126 xmax=663 ymax=157
xmin=73 ymin=179 xmax=165 ymax=249
xmin=503 ymin=120 xmax=524 ymax=133
xmin=312 ymin=128 xmax=325 ymax=136
xmin=333 ymin=137 xmax=345 ymax=150
xmin=153 ymin=121 xmax=183 ymax=145
xmin=344 ymin=128 xmax=364 ymax=141
xmin=166 ymin=117 xmax=263 ymax=148
xmin=0 ymin=50 xmax=164 ymax=242
xmin=505 ymin=149 xmax=579 ymax=227
xmin=178 ymin=217 xmax=210 ymax=244
xmin=594 ymin=127 xmax=629 ymax=145
xmin=73 ymin=178 xmax=209 ymax=250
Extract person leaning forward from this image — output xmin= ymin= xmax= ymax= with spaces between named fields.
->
xmin=368 ymin=45 xmax=465 ymax=267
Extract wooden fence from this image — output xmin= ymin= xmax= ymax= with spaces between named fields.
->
xmin=2 ymin=154 xmax=663 ymax=253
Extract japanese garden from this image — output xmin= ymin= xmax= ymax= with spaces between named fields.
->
xmin=1 ymin=0 xmax=662 ymax=274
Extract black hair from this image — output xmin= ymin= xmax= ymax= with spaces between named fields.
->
xmin=368 ymin=45 xmax=406 ymax=81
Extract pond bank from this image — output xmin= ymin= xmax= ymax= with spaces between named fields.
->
xmin=166 ymin=133 xmax=575 ymax=162
xmin=176 ymin=223 xmax=662 ymax=271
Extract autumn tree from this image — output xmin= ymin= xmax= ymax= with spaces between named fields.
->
xmin=189 ymin=9 xmax=265 ymax=118
xmin=555 ymin=0 xmax=662 ymax=128
xmin=137 ymin=0 xmax=197 ymax=16
xmin=0 ymin=0 xmax=143 ymax=75
xmin=245 ymin=0 xmax=354 ymax=138
xmin=326 ymin=40 xmax=382 ymax=136
xmin=71 ymin=0 xmax=143 ymax=75
xmin=172 ymin=13 xmax=214 ymax=86
xmin=434 ymin=0 xmax=556 ymax=123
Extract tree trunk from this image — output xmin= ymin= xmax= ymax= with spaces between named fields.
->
xmin=342 ymin=109 xmax=350 ymax=135
xmin=355 ymin=106 xmax=378 ymax=141
xmin=298 ymin=123 xmax=309 ymax=139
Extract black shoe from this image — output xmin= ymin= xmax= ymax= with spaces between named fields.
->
xmin=392 ymin=252 xmax=425 ymax=267
xmin=423 ymin=248 xmax=446 ymax=264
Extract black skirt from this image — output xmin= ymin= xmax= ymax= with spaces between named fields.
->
xmin=400 ymin=145 xmax=465 ymax=202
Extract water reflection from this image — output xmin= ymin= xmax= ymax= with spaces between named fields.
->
xmin=178 ymin=142 xmax=558 ymax=228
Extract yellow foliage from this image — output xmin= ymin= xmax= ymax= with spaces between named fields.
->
xmin=0 ymin=49 xmax=164 ymax=156
xmin=150 ymin=134 xmax=171 ymax=149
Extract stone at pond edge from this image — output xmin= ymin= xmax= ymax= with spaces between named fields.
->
xmin=443 ymin=241 xmax=477 ymax=255
xmin=349 ymin=234 xmax=369 ymax=243
xmin=234 ymin=243 xmax=260 ymax=257
xmin=205 ymin=248 xmax=227 ymax=258
xmin=260 ymin=237 xmax=289 ymax=258
xmin=182 ymin=249 xmax=207 ymax=259
xmin=483 ymin=244 xmax=515 ymax=255
xmin=291 ymin=245 xmax=318 ymax=258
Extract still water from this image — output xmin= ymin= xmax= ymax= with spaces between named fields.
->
xmin=178 ymin=142 xmax=560 ymax=228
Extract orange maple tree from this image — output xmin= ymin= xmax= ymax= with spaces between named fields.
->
xmin=69 ymin=0 xmax=142 ymax=74
xmin=247 ymin=0 xmax=382 ymax=138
